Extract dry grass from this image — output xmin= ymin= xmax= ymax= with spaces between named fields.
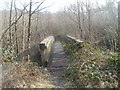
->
xmin=2 ymin=61 xmax=51 ymax=88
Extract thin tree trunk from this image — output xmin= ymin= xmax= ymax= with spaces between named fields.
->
xmin=22 ymin=13 xmax=25 ymax=53
xmin=118 ymin=2 xmax=120 ymax=52
xmin=87 ymin=0 xmax=91 ymax=42
xmin=14 ymin=0 xmax=19 ymax=55
xmin=36 ymin=13 xmax=39 ymax=32
xmin=27 ymin=0 xmax=32 ymax=60
xmin=77 ymin=0 xmax=82 ymax=39
xmin=9 ymin=0 xmax=13 ymax=45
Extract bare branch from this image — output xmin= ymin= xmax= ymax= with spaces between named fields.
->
xmin=31 ymin=0 xmax=46 ymax=15
xmin=0 ymin=4 xmax=29 ymax=41
xmin=33 ymin=5 xmax=51 ymax=13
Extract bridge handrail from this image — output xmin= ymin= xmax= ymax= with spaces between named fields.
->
xmin=39 ymin=36 xmax=55 ymax=66
xmin=58 ymin=35 xmax=83 ymax=45
xmin=66 ymin=35 xmax=83 ymax=43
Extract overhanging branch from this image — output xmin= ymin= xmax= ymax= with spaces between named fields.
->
xmin=0 ymin=5 xmax=29 ymax=41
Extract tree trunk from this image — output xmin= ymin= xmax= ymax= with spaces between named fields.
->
xmin=9 ymin=0 xmax=13 ymax=45
xmin=77 ymin=0 xmax=82 ymax=39
xmin=27 ymin=0 xmax=32 ymax=60
xmin=118 ymin=2 xmax=120 ymax=52
xmin=22 ymin=12 xmax=25 ymax=60
xmin=14 ymin=0 xmax=19 ymax=55
xmin=86 ymin=0 xmax=91 ymax=42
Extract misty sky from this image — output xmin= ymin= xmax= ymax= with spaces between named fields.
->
xmin=0 ymin=0 xmax=111 ymax=13
xmin=0 ymin=0 xmax=74 ymax=12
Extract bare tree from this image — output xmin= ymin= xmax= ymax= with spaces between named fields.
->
xmin=67 ymin=0 xmax=83 ymax=38
xmin=26 ymin=0 xmax=32 ymax=60
xmin=9 ymin=0 xmax=13 ymax=45
xmin=0 ymin=4 xmax=29 ymax=41
xmin=26 ymin=0 xmax=49 ymax=60
xmin=76 ymin=0 xmax=82 ymax=38
xmin=14 ymin=0 xmax=19 ymax=55
xmin=86 ymin=0 xmax=92 ymax=42
xmin=118 ymin=1 xmax=120 ymax=52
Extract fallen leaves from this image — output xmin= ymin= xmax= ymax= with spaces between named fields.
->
xmin=2 ymin=61 xmax=49 ymax=88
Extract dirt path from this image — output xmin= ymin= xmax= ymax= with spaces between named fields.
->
xmin=47 ymin=41 xmax=70 ymax=88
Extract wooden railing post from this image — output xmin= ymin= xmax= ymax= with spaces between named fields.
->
xmin=39 ymin=44 xmax=46 ymax=66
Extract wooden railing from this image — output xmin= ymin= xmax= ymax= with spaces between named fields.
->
xmin=39 ymin=36 xmax=55 ymax=67
xmin=57 ymin=35 xmax=83 ymax=46
xmin=18 ymin=36 xmax=55 ymax=66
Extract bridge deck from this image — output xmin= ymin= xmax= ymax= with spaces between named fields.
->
xmin=47 ymin=40 xmax=69 ymax=87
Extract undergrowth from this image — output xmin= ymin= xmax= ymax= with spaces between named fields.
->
xmin=2 ymin=61 xmax=49 ymax=88
xmin=63 ymin=43 xmax=119 ymax=88
xmin=2 ymin=46 xmax=18 ymax=62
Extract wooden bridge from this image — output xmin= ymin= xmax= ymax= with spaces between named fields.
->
xmin=19 ymin=35 xmax=83 ymax=66
xmin=39 ymin=35 xmax=83 ymax=67
xmin=39 ymin=35 xmax=83 ymax=87
xmin=19 ymin=35 xmax=83 ymax=87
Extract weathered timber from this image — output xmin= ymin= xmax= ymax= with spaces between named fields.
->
xmin=57 ymin=35 xmax=84 ymax=47
xmin=40 ymin=36 xmax=55 ymax=66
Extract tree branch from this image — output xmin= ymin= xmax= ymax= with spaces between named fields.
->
xmin=31 ymin=0 xmax=46 ymax=15
xmin=0 ymin=5 xmax=29 ymax=41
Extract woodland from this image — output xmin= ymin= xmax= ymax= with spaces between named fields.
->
xmin=0 ymin=0 xmax=119 ymax=88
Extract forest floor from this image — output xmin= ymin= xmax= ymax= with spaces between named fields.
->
xmin=2 ymin=61 xmax=65 ymax=88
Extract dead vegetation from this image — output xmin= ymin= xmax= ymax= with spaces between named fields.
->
xmin=2 ymin=61 xmax=50 ymax=88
